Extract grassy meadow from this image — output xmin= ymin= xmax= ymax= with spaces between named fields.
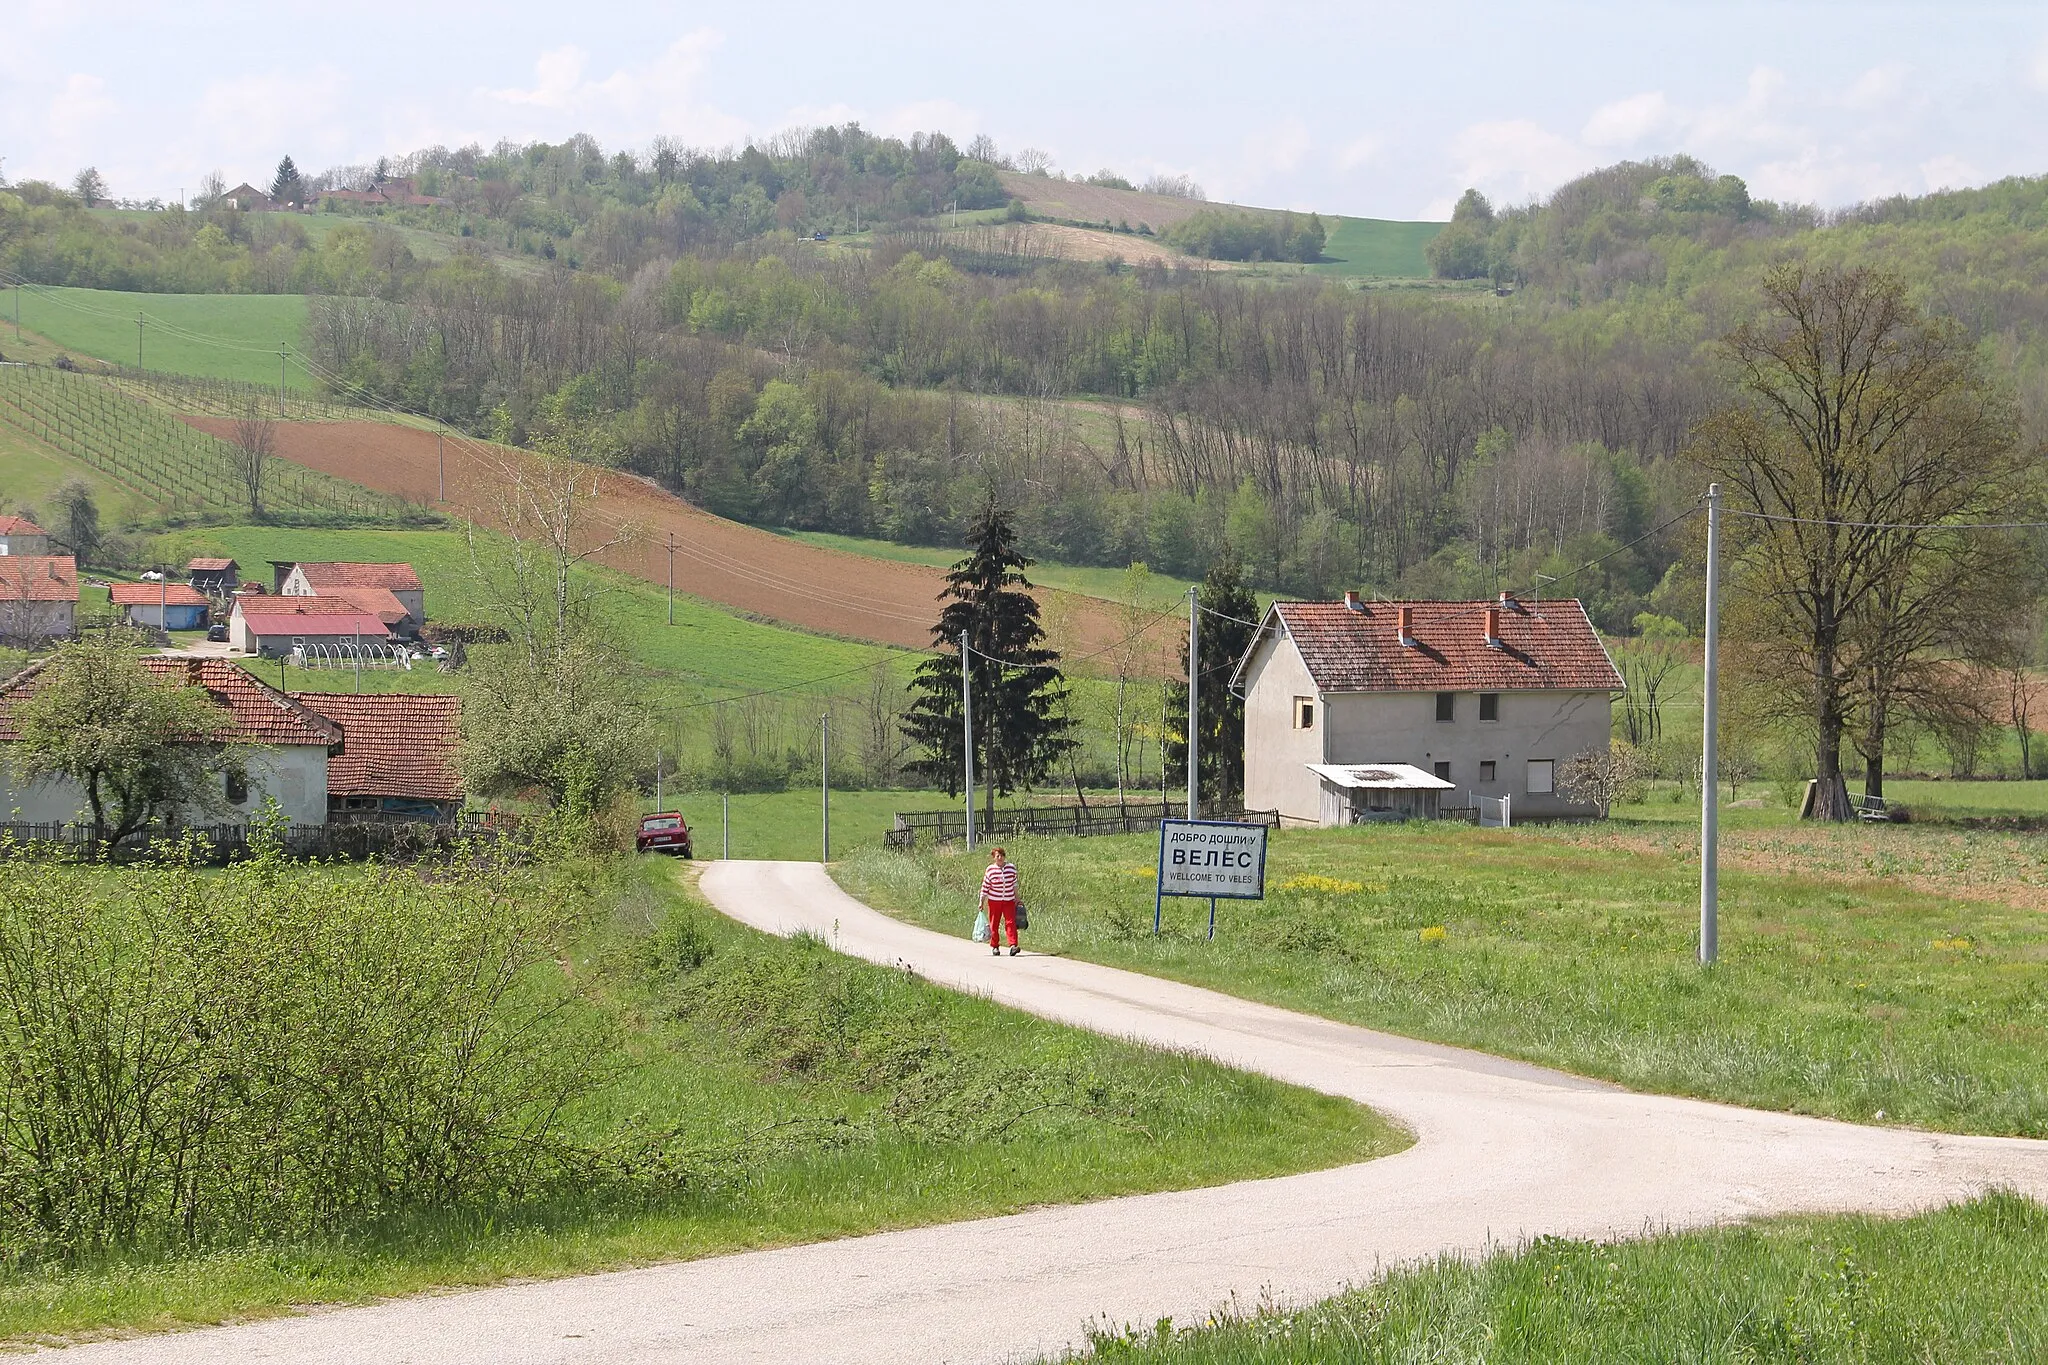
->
xmin=1307 ymin=217 xmax=1443 ymax=279
xmin=838 ymin=816 xmax=2048 ymax=1136
xmin=5 ymin=286 xmax=311 ymax=388
xmin=0 ymin=858 xmax=1401 ymax=1345
xmin=1065 ymin=1192 xmax=2048 ymax=1363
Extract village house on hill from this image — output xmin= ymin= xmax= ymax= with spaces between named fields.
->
xmin=0 ymin=516 xmax=52 ymax=556
xmin=0 ymin=554 xmax=79 ymax=645
xmin=1232 ymin=593 xmax=1623 ymax=824
xmin=273 ymin=562 xmax=424 ymax=634
xmin=187 ymin=557 xmax=240 ymax=595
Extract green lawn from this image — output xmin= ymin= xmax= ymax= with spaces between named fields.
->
xmin=1066 ymin=1192 xmax=2048 ymax=1363
xmin=7 ymin=286 xmax=311 ymax=388
xmin=1306 ymin=217 xmax=1443 ymax=279
xmin=837 ymin=819 xmax=2048 ymax=1135
xmin=781 ymin=529 xmax=1204 ymax=608
xmin=0 ymin=859 xmax=1402 ymax=1344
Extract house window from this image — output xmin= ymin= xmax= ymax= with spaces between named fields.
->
xmin=1293 ymin=696 xmax=1315 ymax=730
xmin=225 ymin=769 xmax=249 ymax=804
xmin=1435 ymin=692 xmax=1455 ymax=723
xmin=1480 ymin=760 xmax=1497 ymax=782
xmin=1527 ymin=759 xmax=1555 ymax=795
xmin=1479 ymin=692 xmax=1499 ymax=722
xmin=1433 ymin=760 xmax=1451 ymax=782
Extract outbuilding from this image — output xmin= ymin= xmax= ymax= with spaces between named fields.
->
xmin=274 ymin=562 xmax=424 ymax=633
xmin=187 ymin=557 xmax=240 ymax=595
xmin=293 ymin=692 xmax=463 ymax=822
xmin=230 ymin=597 xmax=390 ymax=658
xmin=1305 ymin=762 xmax=1457 ymax=824
xmin=111 ymin=581 xmax=210 ymax=631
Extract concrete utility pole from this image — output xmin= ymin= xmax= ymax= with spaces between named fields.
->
xmin=1700 ymin=483 xmax=1724 ymax=965
xmin=278 ymin=344 xmax=287 ymax=417
xmin=1186 ymin=585 xmax=1199 ymax=820
xmin=655 ymin=752 xmax=663 ymax=809
xmin=666 ymin=532 xmax=675 ymax=625
xmin=821 ymin=713 xmax=831 ymax=862
xmin=437 ymin=432 xmax=445 ymax=502
xmin=722 ymin=792 xmax=729 ymax=859
xmin=136 ymin=313 xmax=144 ymax=369
xmin=961 ymin=630 xmax=975 ymax=852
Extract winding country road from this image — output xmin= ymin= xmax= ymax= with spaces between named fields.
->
xmin=51 ymin=861 xmax=2048 ymax=1364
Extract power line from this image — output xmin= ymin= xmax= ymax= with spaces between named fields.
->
xmin=1726 ymin=508 xmax=2048 ymax=532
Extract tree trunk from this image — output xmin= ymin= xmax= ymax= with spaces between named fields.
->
xmin=1812 ymin=715 xmax=1856 ymax=822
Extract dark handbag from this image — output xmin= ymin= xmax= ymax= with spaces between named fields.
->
xmin=1014 ymin=899 xmax=1029 ymax=931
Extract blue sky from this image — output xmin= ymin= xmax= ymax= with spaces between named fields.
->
xmin=6 ymin=1 xmax=2048 ymax=219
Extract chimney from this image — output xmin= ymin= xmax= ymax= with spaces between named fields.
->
xmin=1397 ymin=604 xmax=1415 ymax=646
xmin=1343 ymin=589 xmax=1363 ymax=612
xmin=1498 ymin=590 xmax=1514 ymax=610
xmin=1484 ymin=606 xmax=1502 ymax=647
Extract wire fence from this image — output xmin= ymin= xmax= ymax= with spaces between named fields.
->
xmin=886 ymin=801 xmax=1281 ymax=849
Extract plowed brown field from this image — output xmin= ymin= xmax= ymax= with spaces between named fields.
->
xmin=186 ymin=417 xmax=1155 ymax=664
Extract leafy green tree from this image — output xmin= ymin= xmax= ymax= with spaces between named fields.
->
xmin=1163 ymin=553 xmax=1260 ymax=810
xmin=6 ymin=629 xmax=242 ymax=842
xmin=901 ymin=496 xmax=1076 ymax=815
xmin=269 ymin=156 xmax=305 ymax=207
xmin=458 ymin=633 xmax=648 ymax=834
xmin=49 ymin=479 xmax=99 ymax=567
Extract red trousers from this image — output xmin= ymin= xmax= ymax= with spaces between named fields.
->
xmin=985 ymin=899 xmax=1018 ymax=948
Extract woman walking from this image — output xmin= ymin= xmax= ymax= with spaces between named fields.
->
xmin=980 ymin=847 xmax=1021 ymax=957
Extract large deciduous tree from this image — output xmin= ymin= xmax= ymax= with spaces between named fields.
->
xmin=1163 ymin=553 xmax=1260 ymax=811
xmin=901 ymin=496 xmax=1075 ymax=817
xmin=1689 ymin=264 xmax=2031 ymax=820
xmin=5 ymin=630 xmax=242 ymax=843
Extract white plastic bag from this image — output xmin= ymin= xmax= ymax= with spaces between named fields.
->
xmin=972 ymin=909 xmax=989 ymax=943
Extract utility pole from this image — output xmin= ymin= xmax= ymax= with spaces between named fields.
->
xmin=437 ymin=431 xmax=445 ymax=502
xmin=278 ymin=344 xmax=286 ymax=417
xmin=821 ymin=713 xmax=831 ymax=862
xmin=1186 ymin=585 xmax=1199 ymax=820
xmin=1700 ymin=483 xmax=1723 ymax=966
xmin=136 ymin=313 xmax=144 ymax=369
xmin=655 ymin=752 xmax=663 ymax=809
xmin=722 ymin=792 xmax=729 ymax=859
xmin=666 ymin=531 xmax=675 ymax=625
xmin=960 ymin=630 xmax=974 ymax=852
xmin=353 ymin=622 xmax=361 ymax=694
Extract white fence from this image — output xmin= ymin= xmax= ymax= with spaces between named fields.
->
xmin=1476 ymin=793 xmax=1512 ymax=829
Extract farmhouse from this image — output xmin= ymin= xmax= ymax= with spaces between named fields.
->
xmin=230 ymin=596 xmax=390 ymax=658
xmin=1233 ymin=593 xmax=1623 ymax=824
xmin=293 ymin=692 xmax=463 ymax=823
xmin=273 ymin=562 xmax=424 ymax=633
xmin=0 ymin=516 xmax=51 ymax=556
xmin=187 ymin=557 xmax=240 ymax=594
xmin=0 ymin=555 xmax=79 ymax=644
xmin=110 ymin=582 xmax=210 ymax=631
xmin=222 ymin=183 xmax=277 ymax=211
xmin=0 ymin=658 xmax=342 ymax=827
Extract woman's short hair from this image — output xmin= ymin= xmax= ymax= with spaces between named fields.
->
xmin=991 ymin=846 xmax=1005 ymax=858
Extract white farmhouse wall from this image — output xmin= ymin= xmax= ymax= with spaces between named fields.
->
xmin=1241 ymin=628 xmax=1327 ymax=824
xmin=1 ymin=744 xmax=330 ymax=826
xmin=0 ymin=600 xmax=75 ymax=642
xmin=1322 ymin=687 xmax=1612 ymax=818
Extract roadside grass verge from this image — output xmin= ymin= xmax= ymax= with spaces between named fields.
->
xmin=1059 ymin=1191 xmax=2048 ymax=1362
xmin=836 ymin=821 xmax=2048 ymax=1135
xmin=0 ymin=858 xmax=1402 ymax=1346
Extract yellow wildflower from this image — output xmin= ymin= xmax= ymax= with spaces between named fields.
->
xmin=1419 ymin=925 xmax=1448 ymax=945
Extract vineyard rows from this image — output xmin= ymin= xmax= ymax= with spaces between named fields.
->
xmin=108 ymin=367 xmax=359 ymax=422
xmin=0 ymin=364 xmax=406 ymax=522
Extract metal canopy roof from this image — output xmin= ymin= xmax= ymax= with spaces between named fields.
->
xmin=1306 ymin=762 xmax=1455 ymax=791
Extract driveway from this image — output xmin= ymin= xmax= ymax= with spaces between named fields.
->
xmin=48 ymin=860 xmax=2048 ymax=1364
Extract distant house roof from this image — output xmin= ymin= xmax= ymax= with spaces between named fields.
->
xmin=293 ymin=692 xmax=463 ymax=802
xmin=324 ymin=585 xmax=411 ymax=626
xmin=0 ymin=516 xmax=47 ymax=536
xmin=110 ymin=582 xmax=210 ymax=607
xmin=1306 ymin=762 xmax=1455 ymax=791
xmin=223 ymin=183 xmax=276 ymax=209
xmin=321 ymin=178 xmax=447 ymax=208
xmin=0 ymin=658 xmax=342 ymax=747
xmin=285 ymin=562 xmax=423 ymax=593
xmin=188 ymin=557 xmax=238 ymax=573
xmin=1238 ymin=598 xmax=1624 ymax=695
xmin=0 ymin=556 xmax=79 ymax=603
xmin=241 ymin=613 xmax=390 ymax=638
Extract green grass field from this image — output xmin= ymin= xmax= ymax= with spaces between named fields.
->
xmin=1307 ymin=217 xmax=1443 ymax=279
xmin=6 ymin=286 xmax=312 ymax=388
xmin=0 ymin=859 xmax=1401 ymax=1344
xmin=782 ymin=529 xmax=1207 ymax=609
xmin=838 ymin=818 xmax=2048 ymax=1136
xmin=0 ymin=421 xmax=156 ymax=525
xmin=1064 ymin=1192 xmax=2048 ymax=1362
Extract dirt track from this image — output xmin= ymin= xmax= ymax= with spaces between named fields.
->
xmin=185 ymin=418 xmax=1150 ymax=663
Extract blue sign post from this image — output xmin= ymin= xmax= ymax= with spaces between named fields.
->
xmin=1155 ymin=819 xmax=1269 ymax=939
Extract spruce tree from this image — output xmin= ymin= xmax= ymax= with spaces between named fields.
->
xmin=901 ymin=497 xmax=1075 ymax=818
xmin=270 ymin=156 xmax=305 ymax=207
xmin=1164 ymin=553 xmax=1260 ymax=811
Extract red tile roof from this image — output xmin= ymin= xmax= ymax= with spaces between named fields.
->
xmin=0 ymin=556 xmax=79 ymax=602
xmin=325 ymin=586 xmax=410 ymax=625
xmin=232 ymin=597 xmax=391 ymax=637
xmin=0 ymin=658 xmax=341 ymax=746
xmin=188 ymin=557 xmax=237 ymax=573
xmin=0 ymin=516 xmax=48 ymax=536
xmin=110 ymin=582 xmax=210 ymax=607
xmin=292 ymin=692 xmax=463 ymax=801
xmin=1254 ymin=598 xmax=1623 ymax=694
xmin=292 ymin=562 xmax=422 ymax=593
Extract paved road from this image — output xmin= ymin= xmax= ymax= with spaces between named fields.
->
xmin=51 ymin=861 xmax=2048 ymax=1364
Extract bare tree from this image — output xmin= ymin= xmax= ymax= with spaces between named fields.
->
xmin=1997 ymin=609 xmax=2047 ymax=779
xmin=856 ymin=659 xmax=906 ymax=787
xmin=226 ymin=407 xmax=274 ymax=519
xmin=467 ymin=450 xmax=640 ymax=661
xmin=1557 ymin=742 xmax=1650 ymax=818
xmin=193 ymin=171 xmax=225 ymax=209
xmin=1690 ymin=264 xmax=2030 ymax=820
xmin=1015 ymin=147 xmax=1055 ymax=176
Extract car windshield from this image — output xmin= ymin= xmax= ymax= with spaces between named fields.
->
xmin=641 ymin=816 xmax=682 ymax=831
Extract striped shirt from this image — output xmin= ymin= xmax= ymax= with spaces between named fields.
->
xmin=980 ymin=863 xmax=1019 ymax=902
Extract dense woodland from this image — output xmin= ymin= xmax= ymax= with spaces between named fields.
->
xmin=7 ymin=139 xmax=2048 ymax=638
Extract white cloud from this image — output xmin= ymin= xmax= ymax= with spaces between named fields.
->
xmin=2029 ymin=33 xmax=2048 ymax=92
xmin=1335 ymin=133 xmax=1383 ymax=172
xmin=1581 ymin=91 xmax=1670 ymax=147
xmin=48 ymin=73 xmax=116 ymax=139
xmin=1843 ymin=63 xmax=1909 ymax=110
xmin=1919 ymin=153 xmax=1979 ymax=191
xmin=1447 ymin=118 xmax=1590 ymax=203
xmin=478 ymin=32 xmax=742 ymax=146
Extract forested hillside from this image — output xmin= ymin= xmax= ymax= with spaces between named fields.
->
xmin=7 ymin=137 xmax=2048 ymax=635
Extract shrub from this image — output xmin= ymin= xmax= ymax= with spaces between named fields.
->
xmin=0 ymin=836 xmax=602 ymax=1264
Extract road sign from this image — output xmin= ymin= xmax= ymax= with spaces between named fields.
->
xmin=1155 ymin=819 xmax=1268 ymax=938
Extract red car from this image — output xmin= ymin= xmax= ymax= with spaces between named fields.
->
xmin=636 ymin=812 xmax=693 ymax=857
